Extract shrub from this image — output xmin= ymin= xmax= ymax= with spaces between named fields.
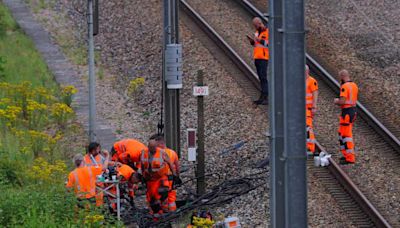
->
xmin=0 ymin=56 xmax=5 ymax=79
xmin=51 ymin=102 xmax=74 ymax=127
xmin=127 ymin=77 xmax=145 ymax=96
xmin=60 ymin=85 xmax=78 ymax=106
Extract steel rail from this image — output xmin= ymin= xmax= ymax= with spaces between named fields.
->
xmin=180 ymin=0 xmax=392 ymax=227
xmin=180 ymin=0 xmax=261 ymax=91
xmin=235 ymin=0 xmax=400 ymax=154
xmin=316 ymin=142 xmax=391 ymax=228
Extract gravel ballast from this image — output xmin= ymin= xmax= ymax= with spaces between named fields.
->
xmin=30 ymin=0 xmax=269 ymax=226
xmin=24 ymin=0 xmax=400 ymax=227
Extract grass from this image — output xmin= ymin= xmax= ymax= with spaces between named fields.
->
xmin=25 ymin=0 xmax=56 ymax=13
xmin=0 ymin=4 xmax=57 ymax=88
xmin=0 ymin=3 xmax=118 ymax=227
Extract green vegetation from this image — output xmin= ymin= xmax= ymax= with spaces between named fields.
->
xmin=0 ymin=3 xmax=119 ymax=227
xmin=25 ymin=0 xmax=56 ymax=13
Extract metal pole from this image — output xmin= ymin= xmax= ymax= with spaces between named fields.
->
xmin=164 ymin=0 xmax=181 ymax=156
xmin=88 ymin=0 xmax=96 ymax=142
xmin=116 ymin=182 xmax=120 ymax=220
xmin=196 ymin=70 xmax=205 ymax=195
xmin=269 ymin=0 xmax=285 ymax=226
xmin=93 ymin=0 xmax=99 ymax=36
xmin=283 ymin=0 xmax=307 ymax=226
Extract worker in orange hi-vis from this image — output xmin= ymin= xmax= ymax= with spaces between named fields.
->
xmin=107 ymin=164 xmax=140 ymax=211
xmin=140 ymin=139 xmax=176 ymax=218
xmin=150 ymin=134 xmax=182 ymax=212
xmin=83 ymin=142 xmax=110 ymax=206
xmin=66 ymin=154 xmax=103 ymax=208
xmin=334 ymin=69 xmax=358 ymax=164
xmin=111 ymin=139 xmax=148 ymax=170
xmin=118 ymin=164 xmax=140 ymax=196
xmin=305 ymin=65 xmax=318 ymax=155
xmin=247 ymin=17 xmax=269 ymax=105
xmin=84 ymin=142 xmax=108 ymax=168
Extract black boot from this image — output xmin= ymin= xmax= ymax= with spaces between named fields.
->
xmin=254 ymin=95 xmax=268 ymax=105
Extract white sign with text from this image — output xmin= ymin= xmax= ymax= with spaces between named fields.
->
xmin=193 ymin=86 xmax=209 ymax=96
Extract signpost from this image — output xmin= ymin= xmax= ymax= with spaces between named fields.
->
xmin=194 ymin=70 xmax=207 ymax=195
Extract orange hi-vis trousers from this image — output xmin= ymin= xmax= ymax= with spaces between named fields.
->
xmin=167 ymin=177 xmax=177 ymax=212
xmin=146 ymin=176 xmax=170 ymax=215
xmin=338 ymin=107 xmax=357 ymax=163
xmin=306 ymin=109 xmax=316 ymax=153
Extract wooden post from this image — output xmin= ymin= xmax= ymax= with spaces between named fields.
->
xmin=196 ymin=70 xmax=205 ymax=195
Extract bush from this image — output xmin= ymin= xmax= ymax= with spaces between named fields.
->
xmin=0 ymin=56 xmax=5 ymax=79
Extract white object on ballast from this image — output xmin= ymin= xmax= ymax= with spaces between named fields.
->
xmin=314 ymin=155 xmax=321 ymax=167
xmin=314 ymin=152 xmax=332 ymax=167
xmin=224 ymin=217 xmax=241 ymax=228
xmin=320 ymin=153 xmax=332 ymax=167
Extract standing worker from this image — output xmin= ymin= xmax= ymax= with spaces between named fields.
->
xmin=334 ymin=70 xmax=358 ymax=164
xmin=140 ymin=138 xmax=176 ymax=217
xmin=247 ymin=17 xmax=269 ymax=105
xmin=66 ymin=154 xmax=103 ymax=207
xmin=111 ymin=139 xmax=147 ymax=170
xmin=151 ymin=134 xmax=182 ymax=212
xmin=305 ymin=65 xmax=318 ymax=155
xmin=84 ymin=142 xmax=109 ymax=168
xmin=84 ymin=142 xmax=109 ymax=206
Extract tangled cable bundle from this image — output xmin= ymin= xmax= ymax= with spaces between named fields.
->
xmin=123 ymin=169 xmax=267 ymax=227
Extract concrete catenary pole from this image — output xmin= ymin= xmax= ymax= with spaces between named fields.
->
xmin=163 ymin=0 xmax=181 ymax=156
xmin=268 ymin=0 xmax=285 ymax=226
xmin=282 ymin=0 xmax=307 ymax=226
xmin=87 ymin=0 xmax=96 ymax=142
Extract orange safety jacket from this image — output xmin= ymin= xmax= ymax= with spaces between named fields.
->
xmin=306 ymin=76 xmax=318 ymax=110
xmin=66 ymin=166 xmax=102 ymax=199
xmin=113 ymin=139 xmax=147 ymax=162
xmin=141 ymin=148 xmax=171 ymax=181
xmin=118 ymin=164 xmax=135 ymax=181
xmin=84 ymin=154 xmax=105 ymax=167
xmin=253 ymin=28 xmax=269 ymax=60
xmin=340 ymin=81 xmax=358 ymax=109
xmin=165 ymin=148 xmax=178 ymax=173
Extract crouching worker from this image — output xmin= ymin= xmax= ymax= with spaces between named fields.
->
xmin=111 ymin=139 xmax=147 ymax=170
xmin=106 ymin=164 xmax=140 ymax=211
xmin=66 ymin=154 xmax=103 ymax=208
xmin=140 ymin=138 xmax=176 ymax=218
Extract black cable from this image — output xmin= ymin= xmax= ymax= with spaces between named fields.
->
xmin=123 ymin=169 xmax=268 ymax=227
xmin=158 ymin=57 xmax=165 ymax=135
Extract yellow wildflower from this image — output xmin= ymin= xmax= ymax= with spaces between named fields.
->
xmin=61 ymin=85 xmax=78 ymax=96
xmin=128 ymin=77 xmax=145 ymax=95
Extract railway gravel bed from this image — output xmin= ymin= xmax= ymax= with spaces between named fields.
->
xmin=188 ymin=0 xmax=400 ymax=226
xmin=185 ymin=0 xmax=354 ymax=227
xmin=32 ymin=0 xmax=269 ymax=226
xmin=26 ymin=0 xmax=399 ymax=226
xmin=250 ymin=0 xmax=400 ymax=140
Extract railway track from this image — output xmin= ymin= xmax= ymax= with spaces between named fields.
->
xmin=180 ymin=0 xmax=398 ymax=226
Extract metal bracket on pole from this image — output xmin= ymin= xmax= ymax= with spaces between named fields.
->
xmin=163 ymin=0 xmax=181 ymax=157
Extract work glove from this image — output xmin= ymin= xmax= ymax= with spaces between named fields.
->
xmin=173 ymin=175 xmax=183 ymax=189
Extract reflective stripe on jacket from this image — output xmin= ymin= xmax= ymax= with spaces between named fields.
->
xmin=253 ymin=28 xmax=269 ymax=60
xmin=306 ymin=76 xmax=318 ymax=109
xmin=340 ymin=81 xmax=358 ymax=109
xmin=66 ymin=166 xmax=101 ymax=199
xmin=141 ymin=148 xmax=170 ymax=180
xmin=84 ymin=154 xmax=104 ymax=167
